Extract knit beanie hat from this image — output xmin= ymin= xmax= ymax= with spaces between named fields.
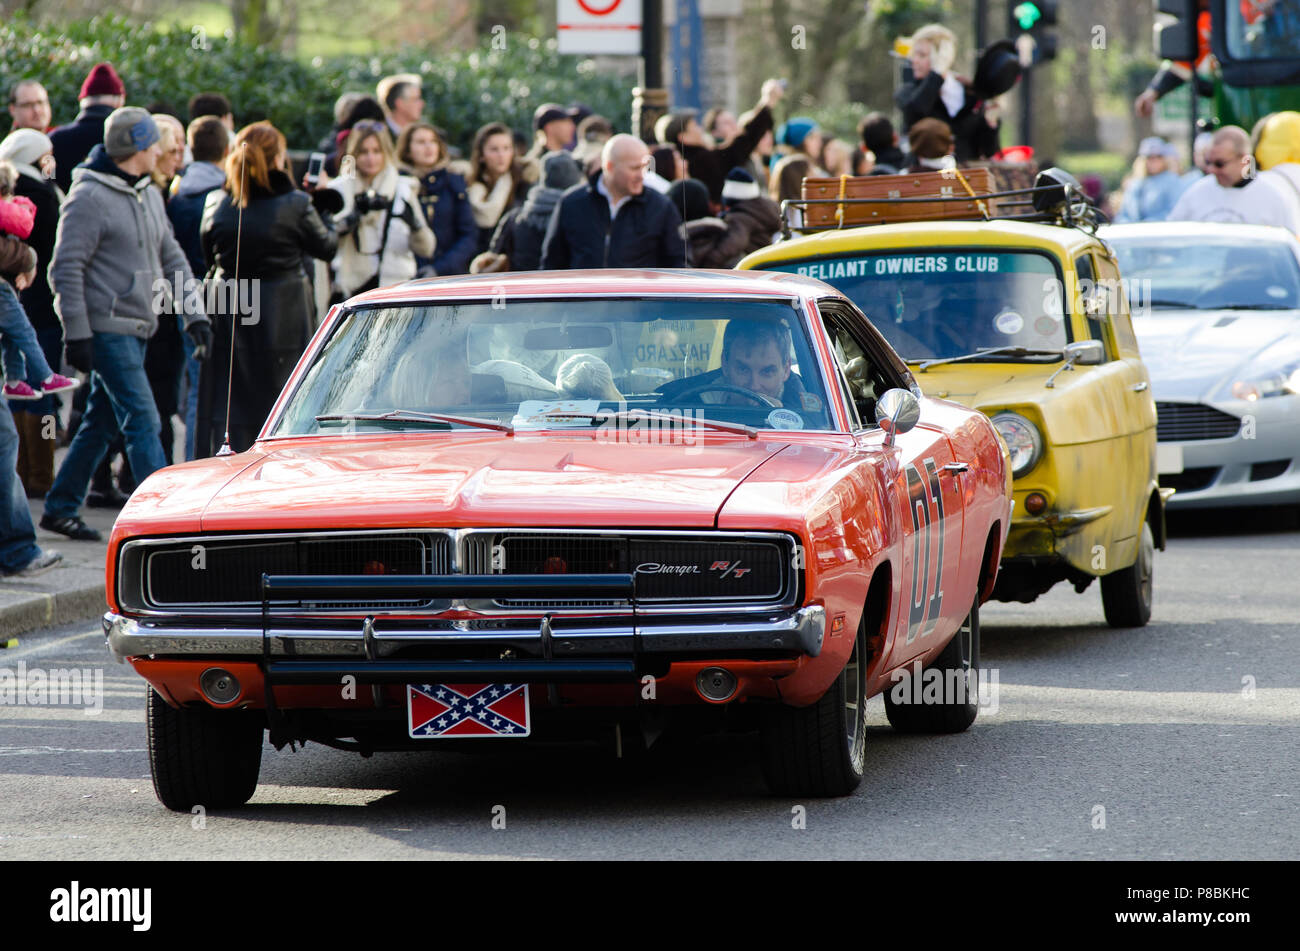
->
xmin=541 ymin=150 xmax=583 ymax=190
xmin=777 ymin=117 xmax=817 ymax=150
xmin=0 ymin=128 xmax=54 ymax=170
xmin=666 ymin=177 xmax=711 ymax=222
xmin=79 ymin=62 xmax=125 ymax=99
xmin=721 ymin=167 xmax=761 ymax=206
xmin=104 ymin=107 xmax=160 ymax=160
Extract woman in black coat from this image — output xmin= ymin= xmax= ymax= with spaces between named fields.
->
xmin=197 ymin=121 xmax=338 ymax=456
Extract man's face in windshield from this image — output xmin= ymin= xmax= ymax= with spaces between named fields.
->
xmin=722 ymin=338 xmax=790 ymax=400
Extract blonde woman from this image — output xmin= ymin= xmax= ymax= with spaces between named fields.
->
xmin=150 ymin=113 xmax=186 ymax=195
xmin=895 ymin=23 xmax=1000 ymax=161
xmin=328 ymin=120 xmax=434 ymax=297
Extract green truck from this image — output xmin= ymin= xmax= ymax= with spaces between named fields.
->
xmin=1153 ymin=0 xmax=1300 ymax=132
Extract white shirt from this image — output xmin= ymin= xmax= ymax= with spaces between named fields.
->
xmin=939 ymin=72 xmax=965 ymax=118
xmin=597 ymin=173 xmax=632 ymax=219
xmin=1167 ymin=172 xmax=1300 ymax=232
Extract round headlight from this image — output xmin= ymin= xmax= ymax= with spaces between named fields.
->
xmin=991 ymin=413 xmax=1043 ymax=478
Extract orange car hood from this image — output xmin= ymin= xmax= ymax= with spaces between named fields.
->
xmin=125 ymin=433 xmax=796 ymax=534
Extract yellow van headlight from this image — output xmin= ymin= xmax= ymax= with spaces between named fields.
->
xmin=991 ymin=412 xmax=1043 ymax=477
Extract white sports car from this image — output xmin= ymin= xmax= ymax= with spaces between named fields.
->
xmin=1101 ymin=222 xmax=1300 ymax=509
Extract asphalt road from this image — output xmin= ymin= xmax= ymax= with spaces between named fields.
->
xmin=2 ymin=507 xmax=1296 ymax=860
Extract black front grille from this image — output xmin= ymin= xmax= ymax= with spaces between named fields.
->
xmin=630 ymin=539 xmax=785 ymax=601
xmin=1160 ymin=467 xmax=1219 ymax=493
xmin=145 ymin=534 xmax=449 ymax=608
xmin=1156 ymin=403 xmax=1241 ymax=442
xmin=465 ymin=533 xmax=791 ymax=606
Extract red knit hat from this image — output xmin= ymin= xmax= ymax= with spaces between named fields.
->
xmin=79 ymin=62 xmax=125 ymax=99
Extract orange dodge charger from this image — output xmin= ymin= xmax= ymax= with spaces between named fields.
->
xmin=103 ymin=269 xmax=1011 ymax=810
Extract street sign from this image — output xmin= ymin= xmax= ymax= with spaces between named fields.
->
xmin=670 ymin=0 xmax=704 ymax=111
xmin=557 ymin=0 xmax=643 ymax=55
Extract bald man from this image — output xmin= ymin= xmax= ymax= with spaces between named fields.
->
xmin=1168 ymin=125 xmax=1300 ymax=230
xmin=541 ymin=133 xmax=688 ymax=269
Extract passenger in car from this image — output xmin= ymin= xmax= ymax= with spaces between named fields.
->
xmin=555 ymin=352 xmax=623 ymax=401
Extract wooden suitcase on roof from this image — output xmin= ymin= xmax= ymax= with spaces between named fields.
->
xmin=798 ymin=167 xmax=1004 ymax=228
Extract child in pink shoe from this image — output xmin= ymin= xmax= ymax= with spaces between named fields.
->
xmin=0 ymin=159 xmax=78 ymax=401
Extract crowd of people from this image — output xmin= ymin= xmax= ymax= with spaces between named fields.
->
xmin=10 ymin=17 xmax=1290 ymax=579
xmin=1107 ymin=121 xmax=1300 ymax=232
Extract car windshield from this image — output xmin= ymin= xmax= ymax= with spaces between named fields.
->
xmin=763 ymin=250 xmax=1068 ymax=362
xmin=1106 ymin=235 xmax=1300 ymax=311
xmin=270 ymin=297 xmax=836 ymax=436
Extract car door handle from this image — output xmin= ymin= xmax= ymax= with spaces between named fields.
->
xmin=942 ymin=462 xmax=969 ymax=473
xmin=1130 ymin=381 xmax=1149 ymax=392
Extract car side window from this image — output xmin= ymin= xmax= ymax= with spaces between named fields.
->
xmin=1074 ymin=254 xmax=1112 ymax=360
xmin=818 ymin=301 xmax=896 ymax=429
xmin=1095 ymin=252 xmax=1142 ymax=357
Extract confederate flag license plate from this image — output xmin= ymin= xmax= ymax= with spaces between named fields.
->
xmin=407 ymin=683 xmax=531 ymax=738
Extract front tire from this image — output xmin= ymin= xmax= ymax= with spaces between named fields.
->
xmin=883 ymin=595 xmax=980 ymax=734
xmin=147 ymin=687 xmax=264 ymax=812
xmin=759 ymin=616 xmax=867 ymax=797
xmin=1101 ymin=520 xmax=1154 ymax=628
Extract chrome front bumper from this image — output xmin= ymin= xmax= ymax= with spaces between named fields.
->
xmin=103 ymin=605 xmax=826 ymax=665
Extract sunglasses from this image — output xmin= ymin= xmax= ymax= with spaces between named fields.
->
xmin=1208 ymin=158 xmax=1242 ymax=169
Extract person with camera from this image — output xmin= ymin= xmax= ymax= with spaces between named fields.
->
xmin=328 ymin=120 xmax=433 ymax=300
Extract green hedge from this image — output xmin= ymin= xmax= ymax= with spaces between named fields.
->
xmin=1 ymin=14 xmax=633 ymax=154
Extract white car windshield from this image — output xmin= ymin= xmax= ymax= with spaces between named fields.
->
xmin=1107 ymin=235 xmax=1300 ymax=311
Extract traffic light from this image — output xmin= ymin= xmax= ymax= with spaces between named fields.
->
xmin=1155 ymin=0 xmax=1199 ymax=61
xmin=1007 ymin=0 xmax=1058 ymax=65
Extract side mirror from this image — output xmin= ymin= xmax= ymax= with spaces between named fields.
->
xmin=1064 ymin=340 xmax=1105 ymax=365
xmin=875 ymin=388 xmax=921 ymax=446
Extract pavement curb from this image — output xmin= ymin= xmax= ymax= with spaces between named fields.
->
xmin=0 ymin=582 xmax=106 ymax=641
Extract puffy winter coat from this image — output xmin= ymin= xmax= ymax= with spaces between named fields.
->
xmin=328 ymin=162 xmax=434 ymax=296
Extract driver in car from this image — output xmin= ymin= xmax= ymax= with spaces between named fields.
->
xmin=657 ymin=318 xmax=808 ymax=408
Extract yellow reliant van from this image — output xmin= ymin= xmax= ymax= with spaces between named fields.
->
xmin=739 ymin=186 xmax=1172 ymax=627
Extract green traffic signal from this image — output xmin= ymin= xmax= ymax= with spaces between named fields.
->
xmin=1014 ymin=1 xmax=1042 ymax=31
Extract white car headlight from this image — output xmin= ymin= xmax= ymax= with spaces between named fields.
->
xmin=1214 ymin=345 xmax=1300 ymax=402
xmin=991 ymin=412 xmax=1043 ymax=478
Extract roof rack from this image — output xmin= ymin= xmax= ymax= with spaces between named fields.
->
xmin=778 ymin=166 xmax=1106 ymax=239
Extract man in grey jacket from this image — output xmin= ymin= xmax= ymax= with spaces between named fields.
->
xmin=41 ymin=107 xmax=212 ymax=542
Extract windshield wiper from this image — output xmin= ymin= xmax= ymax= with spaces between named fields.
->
xmin=916 ymin=346 xmax=1064 ymax=371
xmin=1208 ymin=303 xmax=1295 ymax=310
xmin=542 ymin=409 xmax=759 ymax=439
xmin=315 ymin=410 xmax=514 ymax=434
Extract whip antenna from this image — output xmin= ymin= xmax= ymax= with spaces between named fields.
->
xmin=214 ymin=140 xmax=247 ymax=457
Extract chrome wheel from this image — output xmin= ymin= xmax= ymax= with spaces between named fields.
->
xmin=844 ymin=629 xmax=865 ymax=774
